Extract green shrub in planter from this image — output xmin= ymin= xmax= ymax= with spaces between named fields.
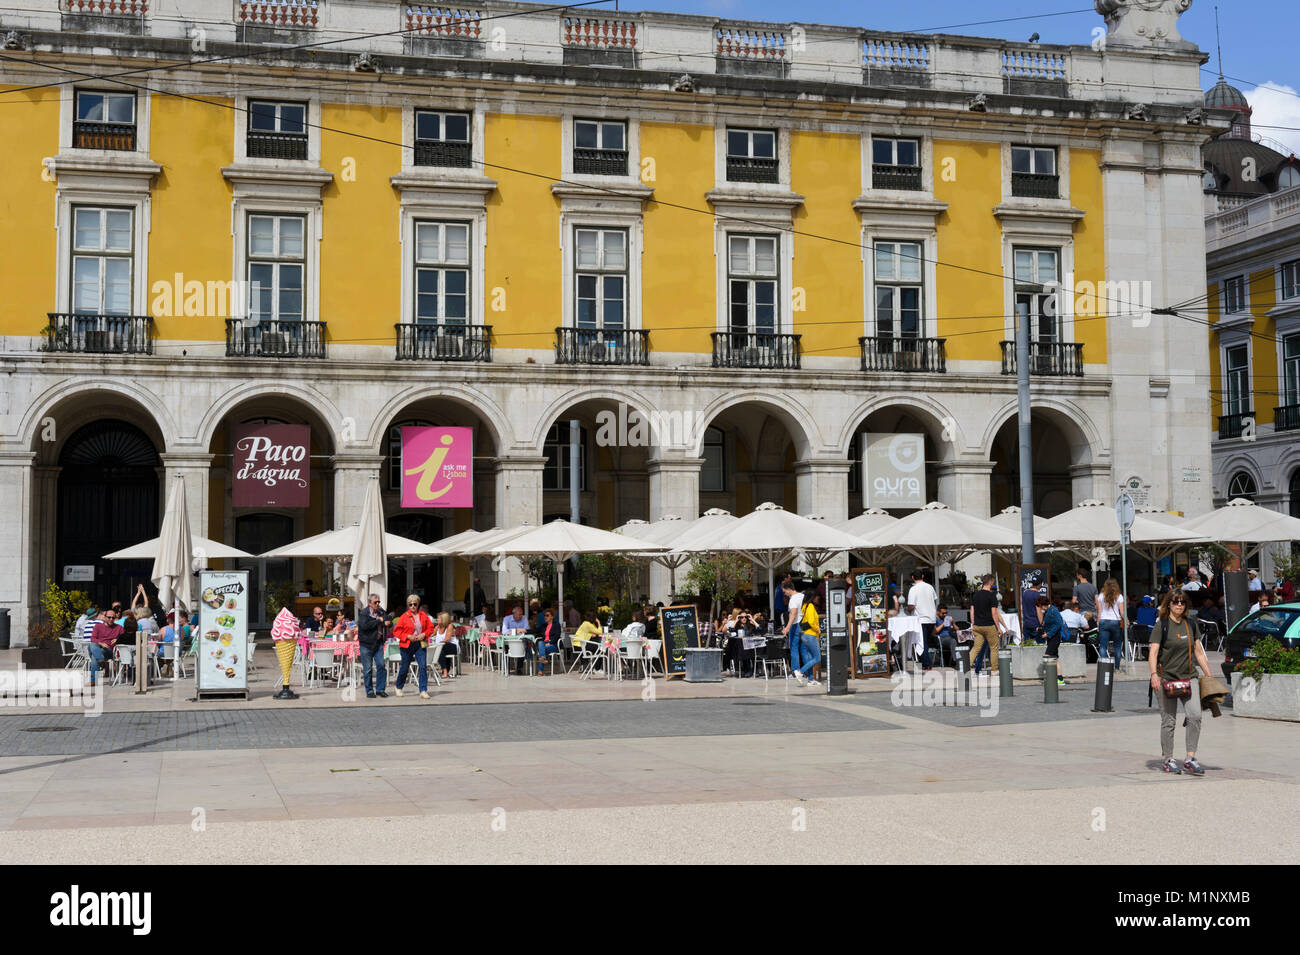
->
xmin=1236 ymin=637 xmax=1300 ymax=681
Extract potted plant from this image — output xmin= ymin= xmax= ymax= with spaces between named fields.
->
xmin=1231 ymin=637 xmax=1300 ymax=722
xmin=24 ymin=580 xmax=88 ymax=669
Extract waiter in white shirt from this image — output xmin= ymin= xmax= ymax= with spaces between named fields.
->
xmin=906 ymin=569 xmax=940 ymax=669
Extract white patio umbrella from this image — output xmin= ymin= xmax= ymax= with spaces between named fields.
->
xmin=860 ymin=501 xmax=1028 ymax=572
xmin=703 ymin=503 xmax=872 ymax=621
xmin=1183 ymin=497 xmax=1300 ymax=563
xmin=986 ymin=506 xmax=1060 ymax=561
xmin=1039 ymin=499 xmax=1206 ymax=562
xmin=488 ymin=520 xmax=667 ymax=634
xmin=260 ymin=525 xmax=438 ymax=560
xmin=665 ymin=508 xmax=740 ymax=554
xmin=833 ymin=508 xmax=902 ymax=565
xmin=617 ymin=514 xmax=700 ymax=599
xmin=151 ymin=475 xmax=193 ymax=686
xmin=104 ymin=535 xmax=252 ymax=563
xmin=346 ymin=477 xmax=388 ymax=618
xmin=428 ymin=527 xmax=486 ymax=553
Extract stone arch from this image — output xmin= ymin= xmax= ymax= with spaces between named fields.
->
xmin=689 ymin=390 xmax=819 ymax=459
xmin=23 ymin=379 xmax=176 ymax=462
xmin=365 ymin=384 xmax=512 ymax=455
xmin=835 ymin=393 xmax=965 ymax=461
xmin=528 ymin=386 xmax=661 ymax=454
xmin=196 ymin=381 xmax=343 ymax=455
xmin=1219 ymin=455 xmax=1264 ymax=500
xmin=979 ymin=397 xmax=1103 ymax=467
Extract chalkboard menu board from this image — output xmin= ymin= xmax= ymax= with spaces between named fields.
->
xmin=851 ymin=567 xmax=892 ymax=679
xmin=1015 ymin=563 xmax=1051 ymax=598
xmin=659 ymin=604 xmax=699 ymax=679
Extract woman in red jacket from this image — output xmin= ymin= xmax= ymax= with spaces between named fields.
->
xmin=391 ymin=597 xmax=435 ymax=699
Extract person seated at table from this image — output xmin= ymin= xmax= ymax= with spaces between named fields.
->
xmin=88 ymin=606 xmax=124 ymax=687
xmin=1197 ymin=595 xmax=1226 ymax=633
xmin=725 ymin=608 xmax=757 ymax=676
xmin=934 ymin=605 xmax=958 ymax=668
xmin=623 ymin=610 xmax=646 ymax=644
xmin=573 ymin=609 xmax=602 ymax=651
xmin=532 ymin=608 xmax=560 ymax=674
xmin=1134 ymin=595 xmax=1158 ymax=630
xmin=301 ymin=606 xmax=327 ymax=633
xmin=502 ymin=604 xmax=530 ymax=634
xmin=431 ymin=611 xmax=459 ymax=679
xmin=1061 ymin=599 xmax=1090 ymax=636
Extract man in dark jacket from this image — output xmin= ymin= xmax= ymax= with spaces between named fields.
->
xmin=464 ymin=578 xmax=489 ymax=626
xmin=356 ymin=593 xmax=391 ymax=698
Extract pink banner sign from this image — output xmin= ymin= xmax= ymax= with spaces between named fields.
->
xmin=401 ymin=427 xmax=473 ymax=508
xmin=233 ymin=424 xmax=310 ymax=508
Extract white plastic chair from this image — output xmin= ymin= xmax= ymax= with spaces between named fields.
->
xmin=160 ymin=641 xmax=186 ymax=679
xmin=505 ymin=637 xmax=530 ymax=676
xmin=112 ymin=644 xmax=135 ymax=686
xmin=60 ymin=636 xmax=88 ymax=670
xmin=621 ymin=639 xmax=648 ymax=681
xmin=246 ymin=632 xmax=260 ymax=677
xmin=645 ymin=639 xmax=664 ymax=677
xmin=307 ymin=648 xmax=342 ymax=688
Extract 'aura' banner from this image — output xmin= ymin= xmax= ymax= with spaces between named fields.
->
xmin=401 ymin=426 xmax=473 ymax=508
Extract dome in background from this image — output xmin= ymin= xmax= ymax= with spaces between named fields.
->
xmin=1205 ymin=79 xmax=1249 ymax=111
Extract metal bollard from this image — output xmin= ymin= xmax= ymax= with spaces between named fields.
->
xmin=1092 ymin=658 xmax=1115 ymax=712
xmin=998 ymin=649 xmax=1013 ymax=697
xmin=1043 ymin=656 xmax=1059 ymax=704
xmin=954 ymin=645 xmax=971 ymax=699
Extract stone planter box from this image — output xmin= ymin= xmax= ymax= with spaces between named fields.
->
xmin=1231 ymin=671 xmax=1300 ymax=722
xmin=1010 ymin=643 xmax=1085 ymax=680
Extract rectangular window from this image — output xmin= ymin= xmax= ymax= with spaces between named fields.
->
xmin=701 ymin=427 xmax=725 ymax=493
xmin=71 ymin=207 xmax=134 ymax=314
xmin=728 ymin=235 xmax=779 ymax=335
xmin=1011 ymin=146 xmax=1059 ymax=198
xmin=1280 ymin=260 xmax=1299 ymax=301
xmin=414 ymin=110 xmax=471 ymax=168
xmin=573 ymin=119 xmax=628 ymax=176
xmin=414 ymin=222 xmax=470 ymax=324
xmin=74 ymin=90 xmax=136 ymax=150
xmin=573 ymin=228 xmax=627 ymax=329
xmin=247 ymin=214 xmax=305 ymax=323
xmin=1283 ymin=333 xmax=1300 ymax=406
xmin=543 ymin=423 xmax=586 ymax=491
xmin=726 ymin=128 xmax=778 ymax=183
xmin=1224 ymin=344 xmax=1250 ymax=416
xmin=874 ymin=241 xmax=923 ymax=337
xmin=247 ymin=101 xmax=308 ymax=160
xmin=1223 ymin=275 xmax=1246 ymax=314
xmin=1014 ymin=247 xmax=1060 ymax=343
xmin=871 ymin=137 xmax=921 ymax=191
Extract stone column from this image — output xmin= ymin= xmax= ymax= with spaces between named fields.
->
xmin=159 ymin=452 xmax=214 ymax=544
xmin=647 ymin=454 xmax=702 ymax=599
xmin=492 ymin=455 xmax=546 ymax=600
xmin=795 ymin=458 xmax=849 ymax=522
xmin=0 ymin=452 xmax=35 ymax=645
xmin=936 ymin=460 xmax=996 ymax=579
xmin=331 ymin=453 xmax=385 ymax=530
xmin=1071 ymin=463 xmax=1112 ymax=506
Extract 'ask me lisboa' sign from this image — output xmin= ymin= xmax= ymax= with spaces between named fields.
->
xmin=233 ymin=424 xmax=311 ymax=508
xmin=401 ymin=427 xmax=473 ymax=508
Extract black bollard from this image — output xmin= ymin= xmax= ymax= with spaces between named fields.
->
xmin=1092 ymin=658 xmax=1115 ymax=712
xmin=1043 ymin=656 xmax=1059 ymax=703
xmin=998 ymin=649 xmax=1013 ymax=697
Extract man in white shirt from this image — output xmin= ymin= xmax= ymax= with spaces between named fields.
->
xmin=1183 ymin=567 xmax=1204 ymax=592
xmin=1247 ymin=570 xmax=1263 ymax=593
xmin=781 ymin=581 xmax=808 ymax=680
xmin=501 ymin=605 xmax=530 ymax=634
xmin=1061 ymin=600 xmax=1090 ymax=634
xmin=907 ymin=570 xmax=939 ymax=669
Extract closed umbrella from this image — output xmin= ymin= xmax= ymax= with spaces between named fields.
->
xmin=151 ymin=476 xmax=194 ymax=687
xmin=346 ymin=477 xmax=388 ymax=620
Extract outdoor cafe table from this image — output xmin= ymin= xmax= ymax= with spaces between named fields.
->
xmin=888 ymin=615 xmax=925 ymax=669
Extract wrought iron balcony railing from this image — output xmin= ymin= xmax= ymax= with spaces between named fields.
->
xmin=1274 ymin=404 xmax=1300 ymax=433
xmin=247 ymin=130 xmax=308 ymax=160
xmin=225 ymin=319 xmax=326 ymax=358
xmin=725 ymin=155 xmax=779 ymax=184
xmin=395 ymin=323 xmax=491 ymax=361
xmin=555 ymin=327 xmax=649 ymax=365
xmin=859 ymin=335 xmax=946 ymax=372
xmin=72 ymin=121 xmax=136 ymax=151
xmin=1217 ymin=411 xmax=1252 ymax=440
xmin=999 ymin=340 xmax=1083 ymax=376
xmin=711 ymin=331 xmax=801 ymax=369
xmin=44 ymin=313 xmax=153 ymax=355
xmin=413 ymin=139 xmax=472 ymax=168
xmin=1011 ymin=172 xmax=1059 ymax=199
xmin=573 ymin=148 xmax=628 ymax=176
xmin=871 ymin=163 xmax=922 ymax=191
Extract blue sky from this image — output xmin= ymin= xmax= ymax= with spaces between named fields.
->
xmin=607 ymin=1 xmax=1300 ymax=155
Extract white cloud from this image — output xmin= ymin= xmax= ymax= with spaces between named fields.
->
xmin=1244 ymin=82 xmax=1300 ymax=158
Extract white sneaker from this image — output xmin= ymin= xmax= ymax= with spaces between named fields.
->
xmin=395 ymin=688 xmax=404 ymax=698
xmin=794 ymin=671 xmax=807 ymax=685
xmin=419 ymin=691 xmax=430 ymax=700
xmin=806 ymin=679 xmax=821 ymax=687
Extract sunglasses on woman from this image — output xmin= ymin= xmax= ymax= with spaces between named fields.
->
xmin=407 ymin=602 xmax=419 ymax=608
xmin=1171 ymin=598 xmax=1185 ymax=605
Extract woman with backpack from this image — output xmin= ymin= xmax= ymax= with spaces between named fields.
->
xmin=1149 ymin=589 xmax=1214 ymax=775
